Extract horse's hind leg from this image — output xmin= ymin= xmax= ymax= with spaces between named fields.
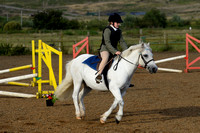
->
xmin=72 ymin=80 xmax=83 ymax=120
xmin=79 ymin=84 xmax=91 ymax=119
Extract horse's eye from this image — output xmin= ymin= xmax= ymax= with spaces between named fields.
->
xmin=143 ymin=54 xmax=148 ymax=58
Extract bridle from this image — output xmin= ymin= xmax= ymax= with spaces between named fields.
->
xmin=140 ymin=54 xmax=154 ymax=68
xmin=113 ymin=53 xmax=154 ymax=70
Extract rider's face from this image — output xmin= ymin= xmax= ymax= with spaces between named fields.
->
xmin=113 ymin=22 xmax=121 ymax=28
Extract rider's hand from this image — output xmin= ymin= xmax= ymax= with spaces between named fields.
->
xmin=115 ymin=51 xmax=121 ymax=55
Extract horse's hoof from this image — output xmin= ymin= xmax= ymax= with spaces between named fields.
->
xmin=100 ymin=119 xmax=105 ymax=124
xmin=115 ymin=118 xmax=120 ymax=124
xmin=76 ymin=116 xmax=82 ymax=120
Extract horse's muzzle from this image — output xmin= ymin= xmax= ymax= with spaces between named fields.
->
xmin=148 ymin=66 xmax=158 ymax=74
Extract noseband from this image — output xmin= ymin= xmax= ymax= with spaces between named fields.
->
xmin=140 ymin=54 xmax=154 ymax=68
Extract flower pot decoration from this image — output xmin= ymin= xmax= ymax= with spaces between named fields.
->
xmin=44 ymin=93 xmax=57 ymax=106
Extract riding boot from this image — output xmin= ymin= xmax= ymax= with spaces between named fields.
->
xmin=95 ymin=74 xmax=102 ymax=84
xmin=129 ymin=84 xmax=134 ymax=87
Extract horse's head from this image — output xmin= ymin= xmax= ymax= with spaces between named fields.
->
xmin=138 ymin=43 xmax=157 ymax=74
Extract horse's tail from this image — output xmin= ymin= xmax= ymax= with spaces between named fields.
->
xmin=54 ymin=61 xmax=74 ymax=101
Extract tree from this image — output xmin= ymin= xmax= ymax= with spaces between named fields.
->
xmin=168 ymin=15 xmax=190 ymax=27
xmin=32 ymin=9 xmax=68 ymax=30
xmin=124 ymin=15 xmax=140 ymax=28
xmin=45 ymin=10 xmax=64 ymax=29
xmin=143 ymin=8 xmax=167 ymax=28
xmin=32 ymin=11 xmax=47 ymax=29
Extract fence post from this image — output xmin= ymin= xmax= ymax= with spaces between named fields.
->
xmin=164 ymin=32 xmax=168 ymax=47
xmin=60 ymin=30 xmax=63 ymax=51
xmin=139 ymin=29 xmax=143 ymax=43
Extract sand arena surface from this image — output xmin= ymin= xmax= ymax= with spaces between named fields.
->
xmin=0 ymin=52 xmax=200 ymax=133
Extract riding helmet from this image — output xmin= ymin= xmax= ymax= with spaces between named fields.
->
xmin=108 ymin=13 xmax=123 ymax=23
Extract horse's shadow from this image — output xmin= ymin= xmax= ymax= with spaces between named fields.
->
xmin=123 ymin=106 xmax=200 ymax=124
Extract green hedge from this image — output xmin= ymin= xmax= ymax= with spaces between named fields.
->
xmin=3 ymin=21 xmax=21 ymax=32
xmin=0 ymin=43 xmax=31 ymax=55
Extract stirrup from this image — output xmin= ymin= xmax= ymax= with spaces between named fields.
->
xmin=95 ymin=74 xmax=102 ymax=84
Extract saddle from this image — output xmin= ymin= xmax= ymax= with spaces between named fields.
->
xmin=82 ymin=55 xmax=113 ymax=89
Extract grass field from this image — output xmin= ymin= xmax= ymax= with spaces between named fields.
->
xmin=0 ymin=28 xmax=200 ymax=54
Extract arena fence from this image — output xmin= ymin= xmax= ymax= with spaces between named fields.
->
xmin=185 ymin=33 xmax=200 ymax=73
xmin=73 ymin=36 xmax=89 ymax=58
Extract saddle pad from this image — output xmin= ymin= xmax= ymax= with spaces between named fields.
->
xmin=82 ymin=55 xmax=100 ymax=71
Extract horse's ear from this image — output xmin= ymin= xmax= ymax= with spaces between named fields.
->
xmin=147 ymin=42 xmax=150 ymax=46
xmin=141 ymin=43 xmax=144 ymax=48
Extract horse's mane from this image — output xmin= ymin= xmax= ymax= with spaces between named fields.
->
xmin=122 ymin=43 xmax=147 ymax=57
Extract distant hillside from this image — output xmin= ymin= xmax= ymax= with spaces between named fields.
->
xmin=0 ymin=0 xmax=200 ymax=20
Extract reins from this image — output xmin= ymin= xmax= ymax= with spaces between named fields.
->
xmin=95 ymin=56 xmax=115 ymax=75
xmin=113 ymin=53 xmax=154 ymax=71
xmin=113 ymin=54 xmax=139 ymax=71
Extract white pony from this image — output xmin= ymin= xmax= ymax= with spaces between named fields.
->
xmin=55 ymin=43 xmax=157 ymax=124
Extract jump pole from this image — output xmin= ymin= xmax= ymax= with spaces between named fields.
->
xmin=155 ymin=55 xmax=186 ymax=64
xmin=155 ymin=55 xmax=186 ymax=73
xmin=0 ymin=73 xmax=37 ymax=84
xmin=158 ymin=68 xmax=182 ymax=73
xmin=0 ymin=64 xmax=32 ymax=74
xmin=5 ymin=82 xmax=31 ymax=87
xmin=0 ymin=91 xmax=35 ymax=98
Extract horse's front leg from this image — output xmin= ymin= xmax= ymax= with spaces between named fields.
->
xmin=100 ymin=98 xmax=118 ymax=123
xmin=100 ymin=87 xmax=127 ymax=124
xmin=115 ymin=100 xmax=124 ymax=124
xmin=115 ymin=87 xmax=128 ymax=124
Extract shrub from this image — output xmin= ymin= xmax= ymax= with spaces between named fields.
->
xmin=0 ymin=43 xmax=31 ymax=55
xmin=86 ymin=19 xmax=107 ymax=31
xmin=167 ymin=15 xmax=190 ymax=27
xmin=3 ymin=21 xmax=21 ymax=32
xmin=22 ymin=19 xmax=33 ymax=27
xmin=123 ymin=15 xmax=140 ymax=29
xmin=159 ymin=45 xmax=173 ymax=52
xmin=11 ymin=45 xmax=31 ymax=55
xmin=0 ymin=16 xmax=7 ymax=30
xmin=0 ymin=43 xmax=12 ymax=55
xmin=67 ymin=19 xmax=81 ymax=29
